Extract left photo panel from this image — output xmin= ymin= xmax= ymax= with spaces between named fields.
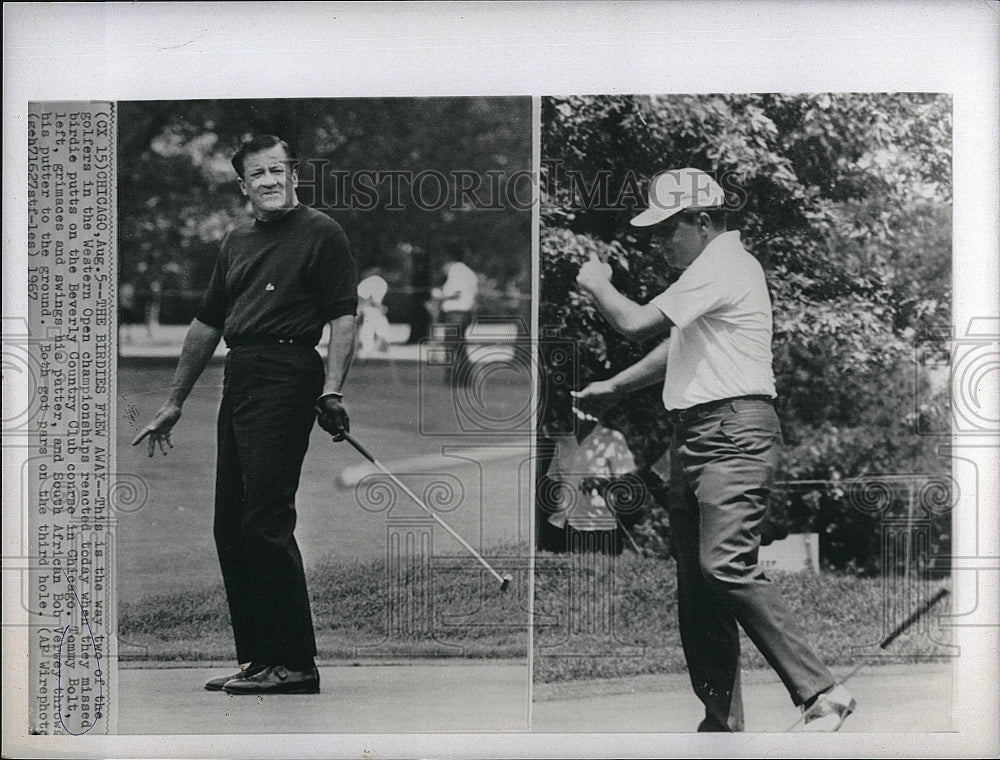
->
xmin=24 ymin=97 xmax=535 ymax=735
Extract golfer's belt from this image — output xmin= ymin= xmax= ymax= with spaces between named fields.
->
xmin=669 ymin=394 xmax=774 ymax=423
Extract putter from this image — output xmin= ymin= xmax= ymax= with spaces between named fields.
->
xmin=341 ymin=431 xmax=513 ymax=592
xmin=785 ymin=586 xmax=950 ymax=731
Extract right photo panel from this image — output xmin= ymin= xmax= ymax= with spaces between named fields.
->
xmin=533 ymin=93 xmax=955 ymax=733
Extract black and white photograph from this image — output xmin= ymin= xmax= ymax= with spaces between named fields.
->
xmin=4 ymin=2 xmax=998 ymax=759
xmin=532 ymin=93 xmax=957 ymax=733
xmin=113 ymin=97 xmax=534 ymax=733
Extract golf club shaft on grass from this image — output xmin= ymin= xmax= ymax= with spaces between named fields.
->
xmin=785 ymin=586 xmax=950 ymax=731
xmin=342 ymin=432 xmax=512 ymax=591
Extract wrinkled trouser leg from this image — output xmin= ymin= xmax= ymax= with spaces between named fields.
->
xmin=214 ymin=346 xmax=323 ymax=666
xmin=670 ymin=440 xmax=744 ymax=732
xmin=670 ymin=400 xmax=835 ymax=730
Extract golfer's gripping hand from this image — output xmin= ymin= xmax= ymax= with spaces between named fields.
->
xmin=131 ymin=402 xmax=181 ymax=457
xmin=316 ymin=396 xmax=350 ymax=441
xmin=576 ymin=250 xmax=613 ymax=295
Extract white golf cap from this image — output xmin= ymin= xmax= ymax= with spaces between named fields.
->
xmin=629 ymin=168 xmax=725 ymax=227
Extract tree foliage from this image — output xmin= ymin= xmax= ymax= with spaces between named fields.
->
xmin=540 ymin=93 xmax=953 ymax=571
xmin=119 ymin=98 xmax=532 ymax=327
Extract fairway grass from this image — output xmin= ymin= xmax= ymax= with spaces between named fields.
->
xmin=120 ymin=548 xmax=952 ymax=682
xmin=116 ymin=357 xmax=534 ymax=600
xmin=120 ymin=547 xmax=529 ymax=661
xmin=533 ymin=550 xmax=954 ymax=682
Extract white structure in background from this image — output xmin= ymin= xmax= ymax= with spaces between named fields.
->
xmin=758 ymin=533 xmax=820 ymax=573
xmin=357 ymin=273 xmax=390 ymax=357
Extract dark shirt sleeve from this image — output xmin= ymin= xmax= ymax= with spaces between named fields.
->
xmin=195 ymin=246 xmax=228 ymax=328
xmin=311 ymin=223 xmax=358 ymax=321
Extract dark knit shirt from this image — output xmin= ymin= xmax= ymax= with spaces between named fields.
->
xmin=196 ymin=204 xmax=358 ymax=347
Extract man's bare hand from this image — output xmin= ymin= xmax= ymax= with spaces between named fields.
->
xmin=576 ymin=250 xmax=613 ymax=295
xmin=571 ymin=380 xmax=623 ymax=420
xmin=131 ymin=402 xmax=181 ymax=457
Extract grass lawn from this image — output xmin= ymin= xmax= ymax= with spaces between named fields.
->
xmin=116 ymin=357 xmax=952 ymax=680
xmin=119 ymin=544 xmax=529 ymax=661
xmin=532 ymin=550 xmax=954 ymax=683
xmin=119 ymin=542 xmax=952 ymax=682
xmin=115 ymin=356 xmax=533 ymax=601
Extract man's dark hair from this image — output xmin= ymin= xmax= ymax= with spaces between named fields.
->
xmin=680 ymin=207 xmax=728 ymax=230
xmin=231 ymin=135 xmax=298 ymax=179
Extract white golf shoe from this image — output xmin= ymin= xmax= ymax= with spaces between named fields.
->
xmin=802 ymin=684 xmax=857 ymax=732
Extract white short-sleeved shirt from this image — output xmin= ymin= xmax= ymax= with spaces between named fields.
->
xmin=441 ymin=261 xmax=478 ymax=312
xmin=650 ymin=231 xmax=776 ymax=410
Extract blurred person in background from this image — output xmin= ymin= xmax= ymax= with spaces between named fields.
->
xmin=432 ymin=248 xmax=479 ymax=386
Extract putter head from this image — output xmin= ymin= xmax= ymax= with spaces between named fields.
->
xmin=500 ymin=574 xmax=513 ymax=592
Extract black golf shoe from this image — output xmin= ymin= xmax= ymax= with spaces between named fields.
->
xmin=204 ymin=662 xmax=267 ymax=691
xmin=223 ymin=664 xmax=320 ymax=695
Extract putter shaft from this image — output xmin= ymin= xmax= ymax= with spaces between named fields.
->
xmin=343 ymin=432 xmax=507 ymax=586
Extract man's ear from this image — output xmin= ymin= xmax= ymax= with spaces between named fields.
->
xmin=291 ymin=168 xmax=299 ymax=189
xmin=696 ymin=211 xmax=712 ymax=233
xmin=237 ymin=177 xmax=248 ymax=197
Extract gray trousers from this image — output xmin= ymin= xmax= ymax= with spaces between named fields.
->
xmin=668 ymin=398 xmax=835 ymax=731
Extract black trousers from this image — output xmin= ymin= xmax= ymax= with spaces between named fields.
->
xmin=214 ymin=345 xmax=323 ymax=666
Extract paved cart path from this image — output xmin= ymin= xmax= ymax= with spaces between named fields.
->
xmin=118 ymin=661 xmax=529 ymax=734
xmin=531 ymin=662 xmax=953 ymax=733
xmin=117 ymin=662 xmax=951 ymax=735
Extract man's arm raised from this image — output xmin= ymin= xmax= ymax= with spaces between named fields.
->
xmin=131 ymin=318 xmax=223 ymax=456
xmin=576 ymin=251 xmax=673 ymax=342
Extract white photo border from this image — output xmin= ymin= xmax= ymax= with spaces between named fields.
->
xmin=4 ymin=2 xmax=998 ymax=758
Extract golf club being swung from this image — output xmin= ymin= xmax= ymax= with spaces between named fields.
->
xmin=785 ymin=586 xmax=950 ymax=731
xmin=341 ymin=431 xmax=513 ymax=592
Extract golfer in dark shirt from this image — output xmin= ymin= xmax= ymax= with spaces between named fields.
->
xmin=133 ymin=135 xmax=358 ymax=695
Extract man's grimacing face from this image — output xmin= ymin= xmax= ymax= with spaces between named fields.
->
xmin=653 ymin=213 xmax=703 ymax=271
xmin=238 ymin=144 xmax=299 ymax=218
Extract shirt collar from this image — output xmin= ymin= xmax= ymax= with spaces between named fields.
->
xmin=700 ymin=230 xmax=742 ymax=257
